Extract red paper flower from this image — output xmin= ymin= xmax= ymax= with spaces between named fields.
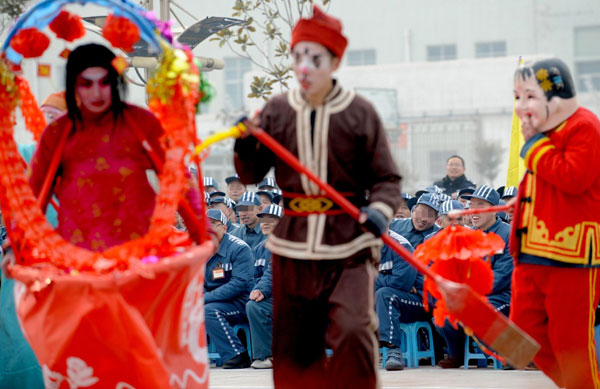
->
xmin=10 ymin=28 xmax=50 ymax=58
xmin=49 ymin=10 xmax=85 ymax=42
xmin=102 ymin=14 xmax=140 ymax=52
xmin=414 ymin=225 xmax=505 ymax=328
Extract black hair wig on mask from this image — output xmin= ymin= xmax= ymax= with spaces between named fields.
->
xmin=514 ymin=57 xmax=576 ymax=101
xmin=65 ymin=43 xmax=127 ymax=123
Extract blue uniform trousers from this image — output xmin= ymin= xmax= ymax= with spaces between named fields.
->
xmin=375 ymin=287 xmax=431 ymax=347
xmin=437 ymin=297 xmax=510 ymax=359
xmin=205 ymin=298 xmax=249 ymax=362
xmin=246 ymin=297 xmax=273 ymax=360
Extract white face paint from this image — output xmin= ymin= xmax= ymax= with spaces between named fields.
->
xmin=292 ymin=41 xmax=339 ymax=102
xmin=75 ymin=67 xmax=112 ymax=115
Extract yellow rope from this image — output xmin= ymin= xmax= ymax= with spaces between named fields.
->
xmin=194 ymin=122 xmax=247 ymax=155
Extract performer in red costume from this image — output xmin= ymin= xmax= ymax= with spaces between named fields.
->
xmin=29 ymin=43 xmax=203 ymax=250
xmin=511 ymin=57 xmax=600 ymax=389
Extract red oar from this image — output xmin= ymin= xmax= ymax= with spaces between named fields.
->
xmin=248 ymin=127 xmax=540 ymax=369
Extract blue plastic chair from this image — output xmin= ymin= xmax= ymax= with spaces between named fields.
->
xmin=207 ymin=335 xmax=223 ymax=367
xmin=463 ymin=336 xmax=502 ymax=369
xmin=232 ymin=323 xmax=252 ymax=360
xmin=401 ymin=321 xmax=436 ymax=368
xmin=382 ymin=322 xmax=435 ymax=368
xmin=207 ymin=323 xmax=252 ymax=366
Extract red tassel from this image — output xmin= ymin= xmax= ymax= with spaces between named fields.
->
xmin=10 ymin=28 xmax=50 ymax=58
xmin=49 ymin=10 xmax=85 ymax=42
xmin=415 ymin=225 xmax=504 ymax=326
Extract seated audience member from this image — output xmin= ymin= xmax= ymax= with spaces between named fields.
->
xmin=376 ymin=231 xmax=427 ymax=371
xmin=436 ymin=186 xmax=513 ymax=368
xmin=203 ymin=176 xmax=218 ymax=193
xmin=394 ymin=193 xmax=412 ymax=219
xmin=433 ymin=155 xmax=476 ymax=197
xmin=209 ymin=196 xmax=240 ymax=232
xmin=226 ymin=174 xmax=246 ymax=202
xmin=456 ymin=188 xmax=474 ymax=207
xmin=204 ymin=209 xmax=254 ymax=369
xmin=257 ymin=176 xmax=277 ymax=192
xmin=231 ymin=192 xmax=265 ymax=249
xmin=246 ymin=204 xmax=283 ymax=369
xmin=390 ymin=193 xmax=441 ymax=249
xmin=256 ymin=190 xmax=274 ymax=212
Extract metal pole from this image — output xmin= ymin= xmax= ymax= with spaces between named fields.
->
xmin=159 ymin=0 xmax=170 ymax=21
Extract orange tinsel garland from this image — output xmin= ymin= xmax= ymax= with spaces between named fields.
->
xmin=102 ymin=14 xmax=140 ymax=52
xmin=414 ymin=224 xmax=505 ymax=328
xmin=49 ymin=10 xmax=85 ymax=42
xmin=10 ymin=28 xmax=50 ymax=58
xmin=16 ymin=76 xmax=46 ymax=141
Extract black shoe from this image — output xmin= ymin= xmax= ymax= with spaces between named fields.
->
xmin=438 ymin=355 xmax=463 ymax=369
xmin=223 ymin=352 xmax=251 ymax=369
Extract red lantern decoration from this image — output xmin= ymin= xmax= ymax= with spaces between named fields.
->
xmin=49 ymin=10 xmax=85 ymax=42
xmin=102 ymin=14 xmax=140 ymax=52
xmin=414 ymin=225 xmax=504 ymax=328
xmin=10 ymin=28 xmax=50 ymax=58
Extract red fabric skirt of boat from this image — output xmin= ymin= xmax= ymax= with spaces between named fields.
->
xmin=6 ymin=242 xmax=214 ymax=389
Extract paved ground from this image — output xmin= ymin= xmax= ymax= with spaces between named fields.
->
xmin=209 ymin=367 xmax=557 ymax=389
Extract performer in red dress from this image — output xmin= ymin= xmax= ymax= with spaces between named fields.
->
xmin=510 ymin=57 xmax=600 ymax=389
xmin=29 ymin=43 xmax=191 ymax=250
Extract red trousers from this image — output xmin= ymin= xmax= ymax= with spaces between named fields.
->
xmin=510 ymin=263 xmax=600 ymax=389
xmin=271 ymin=251 xmax=380 ymax=389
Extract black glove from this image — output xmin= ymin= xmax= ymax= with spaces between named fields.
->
xmin=359 ymin=206 xmax=388 ymax=238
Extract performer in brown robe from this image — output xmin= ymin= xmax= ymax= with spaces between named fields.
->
xmin=234 ymin=6 xmax=401 ymax=389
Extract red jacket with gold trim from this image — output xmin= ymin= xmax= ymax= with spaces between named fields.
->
xmin=510 ymin=107 xmax=600 ymax=267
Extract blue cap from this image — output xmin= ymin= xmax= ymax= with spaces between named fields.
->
xmin=502 ymin=186 xmax=518 ymax=199
xmin=226 ymin=198 xmax=236 ymax=208
xmin=207 ymin=209 xmax=227 ymax=224
xmin=437 ymin=193 xmax=452 ymax=203
xmin=225 ymin=174 xmax=242 ymax=185
xmin=439 ymin=200 xmax=464 ymax=216
xmin=415 ymin=185 xmax=444 ymax=198
xmin=401 ymin=192 xmax=411 ymax=200
xmin=236 ymin=191 xmax=261 ymax=207
xmin=257 ymin=177 xmax=277 ymax=189
xmin=258 ymin=204 xmax=283 ymax=218
xmin=209 ymin=196 xmax=226 ymax=205
xmin=416 ymin=192 xmax=441 ymax=213
xmin=457 ymin=188 xmax=475 ymax=198
xmin=209 ymin=191 xmax=226 ymax=198
xmin=256 ymin=190 xmax=274 ymax=202
xmin=462 ymin=185 xmax=500 ymax=206
xmin=203 ymin=177 xmax=218 ymax=189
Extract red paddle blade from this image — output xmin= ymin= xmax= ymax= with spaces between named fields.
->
xmin=438 ymin=278 xmax=540 ymax=369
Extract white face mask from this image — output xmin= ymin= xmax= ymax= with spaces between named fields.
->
xmin=292 ymin=41 xmax=338 ymax=100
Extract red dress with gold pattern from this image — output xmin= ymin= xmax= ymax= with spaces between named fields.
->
xmin=29 ymin=104 xmax=164 ymax=251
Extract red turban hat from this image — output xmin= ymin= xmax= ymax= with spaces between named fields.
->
xmin=291 ymin=5 xmax=348 ymax=59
